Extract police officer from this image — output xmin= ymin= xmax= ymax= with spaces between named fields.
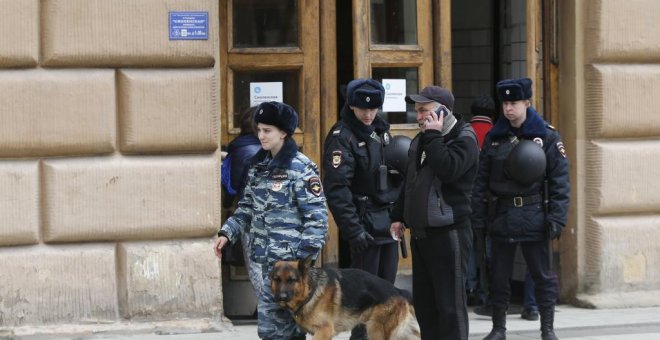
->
xmin=214 ymin=101 xmax=329 ymax=340
xmin=471 ymin=78 xmax=570 ymax=340
xmin=322 ymin=78 xmax=404 ymax=340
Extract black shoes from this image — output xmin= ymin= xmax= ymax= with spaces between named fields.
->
xmin=520 ymin=307 xmax=539 ymax=321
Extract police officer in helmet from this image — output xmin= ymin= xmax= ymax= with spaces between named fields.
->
xmin=322 ymin=78 xmax=404 ymax=340
xmin=471 ymin=78 xmax=570 ymax=340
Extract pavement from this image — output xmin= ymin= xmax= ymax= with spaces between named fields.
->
xmin=6 ymin=305 xmax=660 ymax=340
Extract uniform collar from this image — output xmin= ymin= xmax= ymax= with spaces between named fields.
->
xmin=340 ymin=104 xmax=390 ymax=142
xmin=249 ymin=138 xmax=298 ymax=171
xmin=488 ymin=106 xmax=547 ymax=138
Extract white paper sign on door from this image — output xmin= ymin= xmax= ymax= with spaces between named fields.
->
xmin=382 ymin=79 xmax=407 ymax=112
xmin=250 ymin=82 xmax=283 ymax=107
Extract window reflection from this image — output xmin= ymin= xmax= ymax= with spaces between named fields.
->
xmin=232 ymin=70 xmax=301 ymax=130
xmin=370 ymin=0 xmax=417 ymax=45
xmin=233 ymin=0 xmax=299 ymax=48
xmin=372 ymin=67 xmax=419 ymax=124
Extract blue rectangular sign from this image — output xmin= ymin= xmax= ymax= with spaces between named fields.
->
xmin=169 ymin=12 xmax=208 ymax=40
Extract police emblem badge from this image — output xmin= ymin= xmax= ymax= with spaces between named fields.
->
xmin=533 ymin=137 xmax=544 ymax=147
xmin=332 ymin=150 xmax=342 ymax=168
xmin=308 ymin=177 xmax=323 ymax=197
xmin=557 ymin=142 xmax=567 ymax=158
xmin=272 ymin=181 xmax=283 ymax=191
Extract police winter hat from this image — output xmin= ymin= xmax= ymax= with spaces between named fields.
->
xmin=496 ymin=78 xmax=533 ymax=101
xmin=405 ymin=86 xmax=455 ymax=111
xmin=346 ymin=78 xmax=385 ymax=109
xmin=471 ymin=95 xmax=496 ymax=117
xmin=254 ymin=101 xmax=298 ymax=135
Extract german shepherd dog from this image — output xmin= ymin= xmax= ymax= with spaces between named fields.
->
xmin=270 ymin=257 xmax=420 ymax=340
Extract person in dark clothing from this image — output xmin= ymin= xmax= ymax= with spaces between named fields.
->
xmin=390 ymin=85 xmax=480 ymax=340
xmin=222 ymin=107 xmax=262 ymax=206
xmin=322 ymin=78 xmax=404 ymax=340
xmin=220 ymin=106 xmax=263 ymax=295
xmin=471 ymin=78 xmax=570 ymax=340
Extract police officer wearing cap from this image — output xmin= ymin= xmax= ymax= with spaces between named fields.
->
xmin=322 ymin=78 xmax=404 ymax=340
xmin=471 ymin=78 xmax=570 ymax=340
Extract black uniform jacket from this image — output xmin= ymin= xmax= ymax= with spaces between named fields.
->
xmin=322 ymin=105 xmax=402 ymax=244
xmin=471 ymin=107 xmax=570 ymax=242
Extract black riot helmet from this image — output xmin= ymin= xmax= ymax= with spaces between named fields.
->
xmin=505 ymin=139 xmax=547 ymax=185
xmin=384 ymin=135 xmax=412 ymax=174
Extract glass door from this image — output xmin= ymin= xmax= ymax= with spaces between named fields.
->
xmin=219 ymin=0 xmax=321 ymax=320
xmin=354 ymin=0 xmax=438 ymax=138
xmin=220 ymin=0 xmax=321 ymax=163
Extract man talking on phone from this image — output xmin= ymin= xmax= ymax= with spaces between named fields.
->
xmin=390 ymin=86 xmax=480 ymax=340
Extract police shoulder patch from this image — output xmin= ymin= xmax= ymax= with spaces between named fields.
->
xmin=557 ymin=142 xmax=567 ymax=158
xmin=331 ymin=150 xmax=342 ymax=168
xmin=308 ymin=176 xmax=323 ymax=196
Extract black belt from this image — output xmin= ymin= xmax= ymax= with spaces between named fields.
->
xmin=497 ymin=194 xmax=542 ymax=208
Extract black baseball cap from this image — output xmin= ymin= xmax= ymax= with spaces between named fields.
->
xmin=405 ymin=86 xmax=455 ymax=111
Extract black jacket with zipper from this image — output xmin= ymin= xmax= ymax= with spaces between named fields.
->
xmin=391 ymin=116 xmax=479 ymax=238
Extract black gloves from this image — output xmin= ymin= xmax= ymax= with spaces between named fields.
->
xmin=349 ymin=231 xmax=374 ymax=254
xmin=546 ymin=221 xmax=563 ymax=240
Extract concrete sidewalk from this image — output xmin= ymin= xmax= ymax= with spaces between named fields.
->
xmin=8 ymin=305 xmax=660 ymax=339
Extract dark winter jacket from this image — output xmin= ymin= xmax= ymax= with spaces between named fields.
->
xmin=471 ymin=107 xmax=570 ymax=242
xmin=391 ymin=116 xmax=479 ymax=239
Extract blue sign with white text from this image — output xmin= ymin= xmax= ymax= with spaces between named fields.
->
xmin=169 ymin=12 xmax=208 ymax=40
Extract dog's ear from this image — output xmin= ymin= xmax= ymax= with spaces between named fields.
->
xmin=298 ymin=255 xmax=314 ymax=274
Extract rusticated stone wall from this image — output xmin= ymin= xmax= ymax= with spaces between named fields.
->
xmin=571 ymin=0 xmax=660 ymax=307
xmin=0 ymin=0 xmax=222 ymax=328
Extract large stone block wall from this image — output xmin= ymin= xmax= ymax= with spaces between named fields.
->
xmin=577 ymin=0 xmax=660 ymax=307
xmin=0 ymin=0 xmax=222 ymax=328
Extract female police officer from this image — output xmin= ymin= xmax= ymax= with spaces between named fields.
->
xmin=471 ymin=78 xmax=570 ymax=340
xmin=214 ymin=101 xmax=328 ymax=340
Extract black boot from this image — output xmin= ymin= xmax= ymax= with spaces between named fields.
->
xmin=482 ymin=308 xmax=507 ymax=340
xmin=540 ymin=307 xmax=558 ymax=340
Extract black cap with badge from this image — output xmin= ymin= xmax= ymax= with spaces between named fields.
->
xmin=346 ymin=78 xmax=385 ymax=109
xmin=496 ymin=78 xmax=533 ymax=102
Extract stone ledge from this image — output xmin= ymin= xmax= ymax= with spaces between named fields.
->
xmin=575 ymin=290 xmax=660 ymax=309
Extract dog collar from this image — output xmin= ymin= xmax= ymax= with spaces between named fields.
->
xmin=292 ymin=292 xmax=315 ymax=317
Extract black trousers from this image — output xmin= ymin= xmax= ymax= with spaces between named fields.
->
xmin=350 ymin=241 xmax=399 ymax=283
xmin=411 ymin=226 xmax=472 ymax=340
xmin=490 ymin=239 xmax=558 ymax=310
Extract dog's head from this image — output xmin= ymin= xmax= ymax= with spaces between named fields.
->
xmin=270 ymin=256 xmax=313 ymax=309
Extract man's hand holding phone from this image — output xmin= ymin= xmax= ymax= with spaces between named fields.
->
xmin=423 ymin=107 xmax=445 ymax=132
